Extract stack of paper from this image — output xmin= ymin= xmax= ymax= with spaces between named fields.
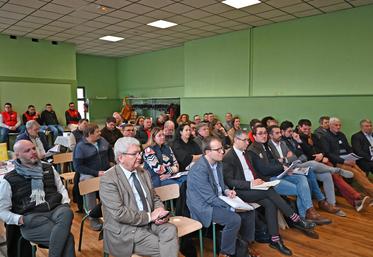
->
xmin=251 ymin=180 xmax=280 ymax=190
xmin=219 ymin=196 xmax=254 ymax=211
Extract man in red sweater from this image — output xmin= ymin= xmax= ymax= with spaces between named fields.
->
xmin=65 ymin=102 xmax=81 ymax=131
xmin=0 ymin=103 xmax=22 ymax=143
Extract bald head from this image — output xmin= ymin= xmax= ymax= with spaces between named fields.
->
xmin=14 ymin=140 xmax=39 ymax=165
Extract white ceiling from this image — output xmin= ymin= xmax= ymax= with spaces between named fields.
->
xmin=1 ymin=0 xmax=372 ymax=57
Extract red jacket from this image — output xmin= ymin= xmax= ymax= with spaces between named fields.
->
xmin=1 ymin=111 xmax=18 ymax=127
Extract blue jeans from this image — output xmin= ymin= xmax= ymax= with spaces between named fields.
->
xmin=0 ymin=127 xmax=20 ymax=143
xmin=306 ymin=169 xmax=325 ymax=202
xmin=271 ymin=174 xmax=313 ymax=218
xmin=151 ymin=172 xmax=187 ymax=188
xmin=42 ymin=125 xmax=64 ymax=141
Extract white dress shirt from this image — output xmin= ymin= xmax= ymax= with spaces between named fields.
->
xmin=233 ymin=147 xmax=254 ymax=182
xmin=0 ymin=165 xmax=70 ymax=225
xmin=271 ymin=140 xmax=284 ymax=158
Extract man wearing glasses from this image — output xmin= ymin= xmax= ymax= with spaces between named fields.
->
xmin=100 ymin=137 xmax=178 ymax=257
xmin=187 ymin=136 xmax=257 ymax=257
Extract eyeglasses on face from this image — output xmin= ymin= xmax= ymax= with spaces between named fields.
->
xmin=208 ymin=147 xmax=225 ymax=153
xmin=236 ymin=137 xmax=249 ymax=142
xmin=122 ymin=151 xmax=142 ymax=157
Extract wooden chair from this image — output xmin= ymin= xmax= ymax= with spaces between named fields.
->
xmin=53 ymin=152 xmax=75 ymax=189
xmin=154 ymin=184 xmax=204 ymax=257
xmin=78 ymin=177 xmax=101 ymax=252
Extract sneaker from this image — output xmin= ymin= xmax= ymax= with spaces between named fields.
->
xmin=335 ymin=210 xmax=347 ymax=217
xmin=337 ymin=168 xmax=354 ymax=179
xmin=355 ymin=196 xmax=370 ymax=212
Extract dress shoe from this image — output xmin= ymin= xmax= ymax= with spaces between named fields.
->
xmin=318 ymin=200 xmax=340 ymax=214
xmin=305 ymin=207 xmax=332 ymax=225
xmin=301 ymin=228 xmax=319 ymax=239
xmin=355 ymin=196 xmax=370 ymax=212
xmin=269 ymin=240 xmax=292 ymax=256
xmin=293 ymin=218 xmax=316 ymax=230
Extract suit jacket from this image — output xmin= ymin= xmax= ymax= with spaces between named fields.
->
xmin=100 ymin=165 xmax=164 ymax=257
xmin=267 ymin=140 xmax=298 ymax=164
xmin=319 ymin=130 xmax=352 ymax=165
xmin=222 ymin=148 xmax=253 ymax=191
xmin=186 ymin=156 xmax=230 ymax=227
xmin=351 ymin=131 xmax=373 ymax=161
xmin=247 ymin=142 xmax=284 ymax=181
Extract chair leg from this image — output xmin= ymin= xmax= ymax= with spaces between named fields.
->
xmin=212 ymin=223 xmax=217 ymax=257
xmin=78 ymin=214 xmax=89 ymax=251
xmin=17 ymin=236 xmax=22 ymax=257
xmin=103 ymin=252 xmax=109 ymax=257
xmin=199 ymin=229 xmax=204 ymax=257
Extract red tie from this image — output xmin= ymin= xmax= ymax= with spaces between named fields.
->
xmin=243 ymin=152 xmax=257 ymax=179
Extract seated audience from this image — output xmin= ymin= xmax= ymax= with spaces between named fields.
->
xmin=0 ymin=102 xmax=22 ymax=143
xmin=100 ymin=137 xmax=178 ymax=257
xmin=176 ymin=114 xmax=190 ymax=125
xmin=144 ymin=128 xmax=185 ymax=187
xmin=73 ymin=124 xmax=112 ymax=230
xmin=16 ymin=120 xmax=49 ymax=160
xmin=171 ymin=123 xmax=202 ymax=172
xmin=189 ymin=122 xmax=197 ymax=137
xmin=207 ymin=112 xmax=214 ymax=123
xmin=319 ymin=117 xmax=373 ymax=198
xmin=65 ymin=102 xmax=81 ymax=131
xmin=193 ymin=115 xmax=201 ymax=125
xmin=112 ymin=112 xmax=123 ymax=126
xmin=297 ymin=119 xmax=369 ymax=212
xmin=135 ymin=116 xmax=145 ymax=130
xmin=21 ymin=105 xmax=42 ymax=131
xmin=163 ymin=120 xmax=175 ymax=144
xmin=187 ymin=136 xmax=257 ymax=257
xmin=101 ymin=117 xmax=123 ymax=148
xmin=155 ymin=113 xmax=167 ymax=128
xmin=314 ymin=116 xmax=330 ymax=140
xmin=227 ymin=116 xmax=241 ymax=143
xmin=40 ymin=103 xmax=64 ymax=141
xmin=351 ymin=119 xmax=373 ymax=176
xmin=0 ymin=140 xmax=75 ymax=257
xmin=247 ymin=125 xmax=330 ymax=225
xmin=69 ymin=118 xmax=88 ymax=151
xmin=261 ymin=116 xmax=278 ymax=128
xmin=203 ymin=113 xmax=209 ymax=123
xmin=193 ymin=122 xmax=210 ymax=150
xmin=120 ymin=123 xmax=136 ymax=138
xmin=135 ymin=116 xmax=152 ymax=149
xmin=223 ymin=130 xmax=316 ymax=255
xmin=248 ymin=119 xmax=262 ymax=144
xmin=223 ymin=112 xmax=233 ymax=131
xmin=210 ymin=119 xmax=231 ymax=148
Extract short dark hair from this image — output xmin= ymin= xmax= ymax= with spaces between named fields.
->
xmin=261 ymin=116 xmax=275 ymax=127
xmin=268 ymin=125 xmax=280 ymax=135
xmin=27 ymin=105 xmax=35 ymax=109
xmin=319 ymin=116 xmax=330 ymax=124
xmin=78 ymin=118 xmax=89 ymax=124
xmin=202 ymin=136 xmax=222 ymax=153
xmin=83 ymin=123 xmax=99 ymax=137
xmin=280 ymin=120 xmax=294 ymax=131
xmin=298 ymin=119 xmax=312 ymax=127
xmin=69 ymin=102 xmax=75 ymax=106
xmin=4 ymin=103 xmax=12 ymax=107
xmin=46 ymin=103 xmax=52 ymax=107
xmin=234 ymin=129 xmax=247 ymax=139
xmin=252 ymin=124 xmax=267 ymax=135
xmin=249 ymin=118 xmax=261 ymax=129
xmin=106 ymin=117 xmax=116 ymax=123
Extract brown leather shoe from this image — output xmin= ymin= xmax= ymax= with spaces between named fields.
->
xmin=218 ymin=254 xmax=230 ymax=257
xmin=318 ymin=200 xmax=340 ymax=214
xmin=306 ymin=207 xmax=332 ymax=225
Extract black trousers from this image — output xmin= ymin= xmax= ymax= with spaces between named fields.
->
xmin=237 ymin=188 xmax=294 ymax=236
xmin=357 ymin=159 xmax=373 ymax=176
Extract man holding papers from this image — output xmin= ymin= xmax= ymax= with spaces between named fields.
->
xmin=223 ymin=130 xmax=315 ymax=256
xmin=187 ymin=136 xmax=257 ymax=257
xmin=247 ymin=125 xmax=331 ymax=226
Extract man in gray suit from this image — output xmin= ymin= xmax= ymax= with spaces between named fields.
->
xmin=187 ymin=136 xmax=257 ymax=257
xmin=100 ymin=137 xmax=178 ymax=257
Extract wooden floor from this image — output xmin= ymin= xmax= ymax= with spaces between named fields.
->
xmin=33 ymin=195 xmax=373 ymax=257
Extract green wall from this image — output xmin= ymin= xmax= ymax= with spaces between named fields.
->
xmin=117 ymin=47 xmax=184 ymax=97
xmin=0 ymin=34 xmax=76 ymax=124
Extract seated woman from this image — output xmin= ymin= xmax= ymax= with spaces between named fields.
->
xmin=144 ymin=127 xmax=186 ymax=187
xmin=210 ymin=119 xmax=231 ymax=148
xmin=171 ymin=123 xmax=202 ymax=172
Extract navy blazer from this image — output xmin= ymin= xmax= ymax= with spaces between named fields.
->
xmin=186 ymin=156 xmax=230 ymax=227
xmin=351 ymin=131 xmax=373 ymax=161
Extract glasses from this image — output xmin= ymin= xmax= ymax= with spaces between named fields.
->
xmin=208 ymin=147 xmax=225 ymax=153
xmin=122 ymin=152 xmax=142 ymax=157
xmin=236 ymin=137 xmax=249 ymax=142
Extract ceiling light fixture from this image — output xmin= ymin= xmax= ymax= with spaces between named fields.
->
xmin=147 ymin=20 xmax=177 ymax=29
xmin=222 ymin=0 xmax=261 ymax=9
xmin=99 ymin=36 xmax=124 ymax=42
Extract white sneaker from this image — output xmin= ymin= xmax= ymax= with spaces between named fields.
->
xmin=355 ymin=196 xmax=370 ymax=212
xmin=338 ymin=169 xmax=354 ymax=179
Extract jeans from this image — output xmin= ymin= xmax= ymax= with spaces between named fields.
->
xmin=42 ymin=125 xmax=64 ymax=141
xmin=151 ymin=172 xmax=187 ymax=188
xmin=306 ymin=169 xmax=325 ymax=202
xmin=271 ymin=174 xmax=313 ymax=218
xmin=0 ymin=127 xmax=20 ymax=143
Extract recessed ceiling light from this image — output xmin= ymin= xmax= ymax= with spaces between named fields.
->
xmin=99 ymin=36 xmax=124 ymax=42
xmin=147 ymin=20 xmax=177 ymax=29
xmin=222 ymin=0 xmax=261 ymax=9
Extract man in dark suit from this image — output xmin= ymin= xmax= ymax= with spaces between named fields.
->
xmin=351 ymin=119 xmax=373 ymax=176
xmin=223 ymin=130 xmax=315 ymax=255
xmin=187 ymin=136 xmax=257 ymax=257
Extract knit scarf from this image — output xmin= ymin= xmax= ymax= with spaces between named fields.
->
xmin=14 ymin=159 xmax=45 ymax=206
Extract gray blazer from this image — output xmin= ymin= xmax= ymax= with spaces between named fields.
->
xmin=100 ymin=165 xmax=164 ymax=257
xmin=268 ymin=140 xmax=298 ymax=164
xmin=186 ymin=156 xmax=230 ymax=227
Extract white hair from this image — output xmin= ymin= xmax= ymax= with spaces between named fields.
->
xmin=164 ymin=120 xmax=175 ymax=128
xmin=113 ymin=137 xmax=140 ymax=163
xmin=329 ymin=117 xmax=340 ymax=125
xmin=26 ymin=120 xmax=40 ymax=129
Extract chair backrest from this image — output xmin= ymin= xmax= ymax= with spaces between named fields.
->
xmin=53 ymin=152 xmax=73 ymax=164
xmin=154 ymin=184 xmax=180 ymax=201
xmin=79 ymin=177 xmax=101 ymax=195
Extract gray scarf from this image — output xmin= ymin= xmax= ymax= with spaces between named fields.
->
xmin=15 ymin=160 xmax=45 ymax=205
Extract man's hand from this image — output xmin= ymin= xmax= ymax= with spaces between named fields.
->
xmin=160 ymin=174 xmax=171 ymax=180
xmin=322 ymin=157 xmax=329 ymax=164
xmin=98 ymin=171 xmax=105 ymax=176
xmin=150 ymin=208 xmax=165 ymax=221
xmin=226 ymin=190 xmax=236 ymax=199
xmin=344 ymin=160 xmax=356 ymax=166
xmin=286 ymin=151 xmax=293 ymax=158
xmin=18 ymin=216 xmax=24 ymax=225
xmin=252 ymin=179 xmax=264 ymax=186
xmin=292 ymin=132 xmax=302 ymax=143
xmin=313 ymin=153 xmax=323 ymax=162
